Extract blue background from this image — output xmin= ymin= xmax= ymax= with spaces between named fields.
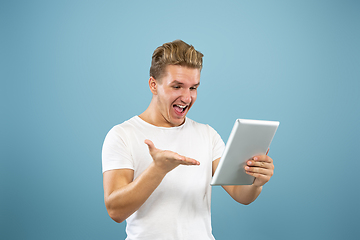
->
xmin=1 ymin=0 xmax=359 ymax=239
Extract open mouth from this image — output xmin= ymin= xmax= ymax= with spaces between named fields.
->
xmin=173 ymin=104 xmax=188 ymax=115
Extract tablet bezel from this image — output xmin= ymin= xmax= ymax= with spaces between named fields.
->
xmin=211 ymin=119 xmax=279 ymax=186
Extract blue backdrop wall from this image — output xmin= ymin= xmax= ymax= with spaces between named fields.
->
xmin=1 ymin=0 xmax=359 ymax=239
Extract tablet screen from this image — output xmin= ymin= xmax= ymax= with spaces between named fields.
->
xmin=211 ymin=119 xmax=279 ymax=185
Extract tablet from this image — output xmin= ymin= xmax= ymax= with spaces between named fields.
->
xmin=211 ymin=119 xmax=279 ymax=186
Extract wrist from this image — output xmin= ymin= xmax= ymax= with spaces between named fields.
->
xmin=249 ymin=181 xmax=263 ymax=189
xmin=148 ymin=162 xmax=169 ymax=178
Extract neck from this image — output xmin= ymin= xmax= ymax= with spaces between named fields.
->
xmin=139 ymin=99 xmax=185 ymax=128
xmin=138 ymin=99 xmax=162 ymax=127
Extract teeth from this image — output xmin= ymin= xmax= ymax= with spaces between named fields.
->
xmin=176 ymin=105 xmax=187 ymax=108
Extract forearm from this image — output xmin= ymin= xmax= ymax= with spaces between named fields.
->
xmin=223 ymin=185 xmax=262 ymax=205
xmin=105 ymin=163 xmax=166 ymax=223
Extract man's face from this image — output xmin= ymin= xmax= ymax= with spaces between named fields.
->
xmin=153 ymin=65 xmax=200 ymax=127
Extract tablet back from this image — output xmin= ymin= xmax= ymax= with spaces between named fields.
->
xmin=211 ymin=119 xmax=279 ymax=185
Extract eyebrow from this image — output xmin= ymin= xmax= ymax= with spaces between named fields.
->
xmin=171 ymin=80 xmax=200 ymax=87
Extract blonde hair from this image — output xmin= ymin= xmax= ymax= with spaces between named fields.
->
xmin=150 ymin=40 xmax=204 ymax=80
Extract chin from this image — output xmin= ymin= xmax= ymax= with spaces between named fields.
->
xmin=170 ymin=117 xmax=186 ymax=127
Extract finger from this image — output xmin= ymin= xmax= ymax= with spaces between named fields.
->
xmin=181 ymin=156 xmax=200 ymax=165
xmin=144 ymin=139 xmax=156 ymax=152
xmin=245 ymin=165 xmax=273 ymax=176
xmin=245 ymin=171 xmax=269 ymax=179
xmin=252 ymin=155 xmax=273 ymax=163
xmin=167 ymin=151 xmax=186 ymax=162
xmin=170 ymin=152 xmax=199 ymax=165
xmin=246 ymin=160 xmax=274 ymax=170
xmin=163 ymin=151 xmax=200 ymax=166
xmin=245 ymin=171 xmax=271 ymax=186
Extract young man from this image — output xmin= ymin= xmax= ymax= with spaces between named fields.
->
xmin=102 ymin=40 xmax=274 ymax=240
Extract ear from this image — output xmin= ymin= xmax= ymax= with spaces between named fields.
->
xmin=149 ymin=76 xmax=158 ymax=95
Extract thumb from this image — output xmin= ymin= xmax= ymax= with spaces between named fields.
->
xmin=144 ymin=139 xmax=156 ymax=153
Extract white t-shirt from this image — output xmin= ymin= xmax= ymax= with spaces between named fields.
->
xmin=102 ymin=116 xmax=225 ymax=240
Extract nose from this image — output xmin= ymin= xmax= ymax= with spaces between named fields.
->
xmin=181 ymin=88 xmax=191 ymax=104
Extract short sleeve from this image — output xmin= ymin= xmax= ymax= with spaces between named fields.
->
xmin=101 ymin=125 xmax=134 ymax=173
xmin=208 ymin=126 xmax=225 ymax=161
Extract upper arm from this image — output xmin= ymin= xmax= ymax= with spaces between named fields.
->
xmin=212 ymin=157 xmax=220 ymax=176
xmin=103 ymin=169 xmax=134 ymax=201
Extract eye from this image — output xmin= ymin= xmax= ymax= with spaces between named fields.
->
xmin=190 ymin=86 xmax=198 ymax=90
xmin=173 ymin=86 xmax=180 ymax=89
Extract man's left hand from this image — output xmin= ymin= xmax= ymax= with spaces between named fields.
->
xmin=245 ymin=154 xmax=274 ymax=187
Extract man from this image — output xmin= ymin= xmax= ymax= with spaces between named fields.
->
xmin=102 ymin=40 xmax=274 ymax=239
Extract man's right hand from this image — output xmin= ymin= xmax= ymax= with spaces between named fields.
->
xmin=103 ymin=139 xmax=200 ymax=223
xmin=144 ymin=139 xmax=200 ymax=174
